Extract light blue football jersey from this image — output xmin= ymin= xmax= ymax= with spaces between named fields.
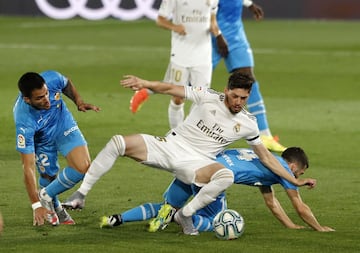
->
xmin=217 ymin=148 xmax=298 ymax=190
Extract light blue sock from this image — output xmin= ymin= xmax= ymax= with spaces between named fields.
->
xmin=122 ymin=203 xmax=162 ymax=223
xmin=247 ymin=81 xmax=270 ymax=133
xmin=193 ymin=214 xmax=213 ymax=232
xmin=39 ymin=176 xmax=61 ymax=208
xmin=46 ymin=167 xmax=84 ymax=198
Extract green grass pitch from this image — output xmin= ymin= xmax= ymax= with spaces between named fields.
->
xmin=0 ymin=16 xmax=359 ymax=253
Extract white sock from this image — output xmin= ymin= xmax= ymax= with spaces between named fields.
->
xmin=79 ymin=135 xmax=125 ymax=196
xmin=182 ymin=168 xmax=234 ymax=217
xmin=168 ymin=100 xmax=184 ymax=129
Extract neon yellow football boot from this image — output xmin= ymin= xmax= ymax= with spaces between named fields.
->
xmin=261 ymin=135 xmax=287 ymax=153
xmin=148 ymin=204 xmax=176 ymax=232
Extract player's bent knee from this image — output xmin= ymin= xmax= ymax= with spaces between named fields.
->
xmin=211 ymin=168 xmax=234 ymax=188
xmin=78 ymin=158 xmax=91 ymax=173
xmin=110 ymin=135 xmax=126 ymax=156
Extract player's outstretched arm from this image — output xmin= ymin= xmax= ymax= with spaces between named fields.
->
xmin=120 ymin=75 xmax=185 ymax=98
xmin=62 ymin=79 xmax=101 ymax=112
xmin=20 ymin=153 xmax=55 ymax=226
xmin=286 ymin=189 xmax=335 ymax=232
xmin=253 ymin=144 xmax=315 ymax=187
xmin=259 ymin=186 xmax=305 ymax=229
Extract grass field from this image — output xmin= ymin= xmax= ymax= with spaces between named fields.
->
xmin=0 ymin=16 xmax=359 ymax=253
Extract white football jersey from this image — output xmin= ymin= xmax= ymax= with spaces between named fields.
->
xmin=158 ymin=0 xmax=218 ymax=67
xmin=172 ymin=86 xmax=261 ymax=159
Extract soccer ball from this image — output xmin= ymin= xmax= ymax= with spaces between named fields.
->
xmin=212 ymin=209 xmax=245 ymax=240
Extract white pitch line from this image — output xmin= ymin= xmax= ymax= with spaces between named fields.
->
xmin=255 ymin=48 xmax=359 ymax=57
xmin=0 ymin=43 xmax=358 ymax=57
xmin=0 ymin=43 xmax=166 ymax=52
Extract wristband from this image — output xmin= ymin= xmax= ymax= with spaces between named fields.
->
xmin=32 ymin=201 xmax=42 ymax=210
xmin=216 ymin=31 xmax=222 ymax=37
xmin=243 ymin=0 xmax=253 ymax=7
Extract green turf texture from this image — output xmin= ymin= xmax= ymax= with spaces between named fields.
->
xmin=0 ymin=17 xmax=359 ymax=253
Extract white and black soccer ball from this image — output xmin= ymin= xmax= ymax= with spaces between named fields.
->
xmin=212 ymin=209 xmax=245 ymax=240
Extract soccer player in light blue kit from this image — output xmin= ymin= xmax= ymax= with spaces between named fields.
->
xmin=101 ymin=147 xmax=334 ymax=232
xmin=13 ymin=70 xmax=100 ymax=226
xmin=212 ymin=0 xmax=286 ymax=152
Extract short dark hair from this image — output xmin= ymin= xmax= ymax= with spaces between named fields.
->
xmin=18 ymin=72 xmax=45 ymax=98
xmin=227 ymin=72 xmax=255 ymax=90
xmin=281 ymin=147 xmax=309 ymax=169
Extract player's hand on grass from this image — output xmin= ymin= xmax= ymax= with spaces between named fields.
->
xmin=33 ymin=207 xmax=53 ymax=226
xmin=297 ymin=178 xmax=317 ymax=188
xmin=314 ymin=225 xmax=336 ymax=232
xmin=319 ymin=226 xmax=335 ymax=232
xmin=291 ymin=224 xmax=306 ymax=229
xmin=77 ymin=102 xmax=101 ymax=112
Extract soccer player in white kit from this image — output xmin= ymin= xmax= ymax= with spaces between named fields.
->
xmin=130 ymin=0 xmax=228 ymax=129
xmin=64 ymin=72 xmax=316 ymax=235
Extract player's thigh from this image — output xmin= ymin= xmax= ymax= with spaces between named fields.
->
xmin=123 ymin=134 xmax=148 ymax=161
xmin=58 ymin=127 xmax=89 ymax=173
xmin=66 ymin=145 xmax=91 ymax=173
xmin=195 ymin=162 xmax=226 ymax=185
xmin=35 ymin=144 xmax=60 ymax=177
xmin=141 ymin=134 xmax=199 ymax=184
xmin=190 ymin=64 xmax=212 ymax=88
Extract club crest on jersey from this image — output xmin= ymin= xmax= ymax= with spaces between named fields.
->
xmin=233 ymin=123 xmax=241 ymax=133
xmin=17 ymin=134 xmax=26 ymax=148
xmin=54 ymin=92 xmax=60 ymax=100
xmin=219 ymin=94 xmax=225 ymax=102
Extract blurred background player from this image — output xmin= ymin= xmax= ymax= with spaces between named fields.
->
xmin=131 ymin=0 xmax=286 ymax=153
xmin=130 ymin=0 xmax=227 ymax=129
xmin=100 ymin=148 xmax=333 ymax=232
xmin=13 ymin=70 xmax=100 ymax=226
xmin=212 ymin=0 xmax=286 ymax=152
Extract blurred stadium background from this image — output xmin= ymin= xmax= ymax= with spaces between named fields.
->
xmin=0 ymin=1 xmax=359 ymax=253
xmin=1 ymin=0 xmax=360 ymax=20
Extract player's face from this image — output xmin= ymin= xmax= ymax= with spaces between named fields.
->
xmin=224 ymin=88 xmax=250 ymax=114
xmin=25 ymin=84 xmax=50 ymax=110
xmin=291 ymin=163 xmax=306 ymax=178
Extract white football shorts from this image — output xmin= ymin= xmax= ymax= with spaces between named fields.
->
xmin=140 ymin=133 xmax=217 ymax=184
